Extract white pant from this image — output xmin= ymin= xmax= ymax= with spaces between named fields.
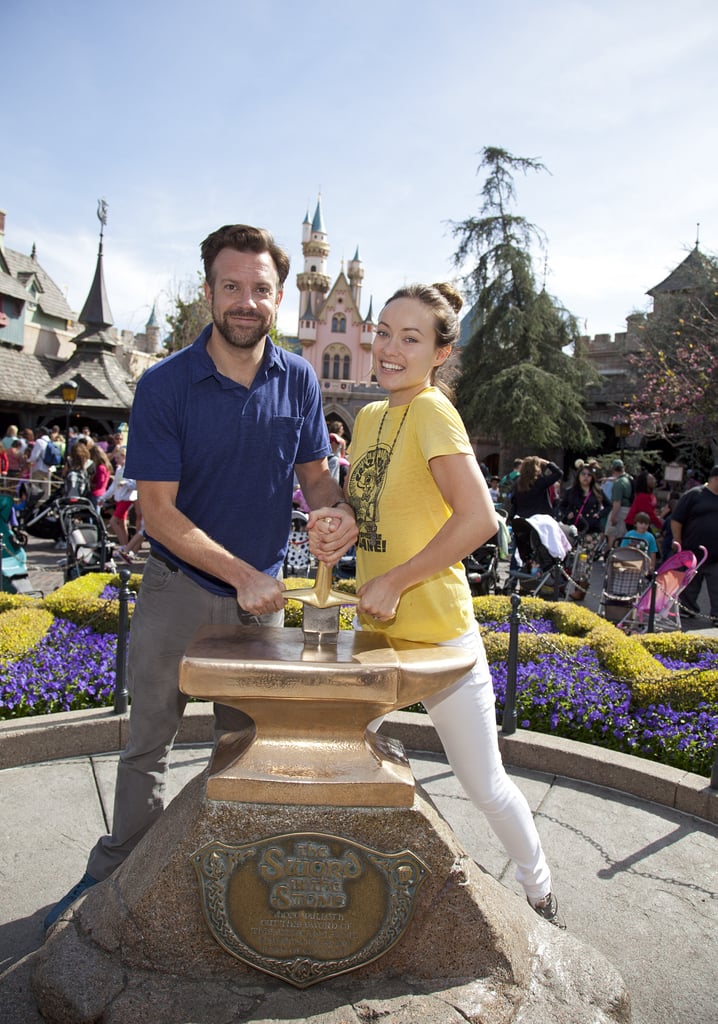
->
xmin=371 ymin=625 xmax=552 ymax=901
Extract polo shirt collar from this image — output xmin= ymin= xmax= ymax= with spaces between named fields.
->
xmin=188 ymin=324 xmax=286 ymax=384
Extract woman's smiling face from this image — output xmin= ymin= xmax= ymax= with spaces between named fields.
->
xmin=372 ymin=297 xmax=450 ymax=406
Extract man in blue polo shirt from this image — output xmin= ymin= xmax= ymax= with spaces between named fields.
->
xmin=44 ymin=223 xmax=357 ymax=930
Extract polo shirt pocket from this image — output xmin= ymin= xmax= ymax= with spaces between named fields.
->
xmin=271 ymin=416 xmax=303 ymax=466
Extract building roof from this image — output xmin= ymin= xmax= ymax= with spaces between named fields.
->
xmin=0 ymin=348 xmax=59 ymax=404
xmin=78 ymin=246 xmax=114 ymax=329
xmin=311 ymin=197 xmax=326 ymax=234
xmin=2 ymin=247 xmax=75 ymax=321
xmin=0 ymin=342 xmax=135 ymax=412
xmin=647 ymin=245 xmax=715 ymax=297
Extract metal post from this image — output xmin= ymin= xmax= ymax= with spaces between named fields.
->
xmin=502 ymin=593 xmax=521 ymax=735
xmin=114 ymin=567 xmax=131 ymax=714
xmin=646 ymin=574 xmax=658 ymax=633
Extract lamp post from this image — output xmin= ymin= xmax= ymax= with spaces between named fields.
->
xmin=614 ymin=422 xmax=631 ymax=463
xmin=61 ymin=380 xmax=78 ymax=465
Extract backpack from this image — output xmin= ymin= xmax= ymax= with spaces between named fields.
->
xmin=62 ymin=469 xmax=90 ymax=499
xmin=43 ymin=440 xmax=62 ymax=468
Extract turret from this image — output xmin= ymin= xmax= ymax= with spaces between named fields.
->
xmin=347 ymin=246 xmax=364 ymax=309
xmin=296 ymin=196 xmax=331 ymax=319
xmin=145 ymin=304 xmax=161 ymax=353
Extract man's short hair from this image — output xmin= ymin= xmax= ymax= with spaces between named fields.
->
xmin=611 ymin=459 xmax=624 ymax=471
xmin=709 ymin=466 xmax=718 ymax=479
xmin=201 ymin=224 xmax=290 ymax=288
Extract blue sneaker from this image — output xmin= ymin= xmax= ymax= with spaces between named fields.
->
xmin=43 ymin=872 xmax=99 ymax=932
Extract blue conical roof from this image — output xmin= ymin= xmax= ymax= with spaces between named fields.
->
xmin=311 ymin=197 xmax=325 ymax=234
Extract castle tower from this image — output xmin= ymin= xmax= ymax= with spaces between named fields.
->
xmin=347 ymin=246 xmax=364 ymax=309
xmin=296 ymin=196 xmax=331 ymax=321
xmin=145 ymin=304 xmax=161 ymax=353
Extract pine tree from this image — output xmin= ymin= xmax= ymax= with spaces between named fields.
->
xmin=452 ymin=147 xmax=596 ymax=450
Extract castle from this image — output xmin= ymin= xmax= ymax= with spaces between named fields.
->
xmin=294 ymin=198 xmax=382 ymax=435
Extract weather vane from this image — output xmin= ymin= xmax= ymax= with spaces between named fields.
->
xmin=97 ymin=198 xmax=108 ymax=248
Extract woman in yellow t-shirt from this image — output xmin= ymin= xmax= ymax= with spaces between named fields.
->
xmin=310 ymin=282 xmax=563 ymax=928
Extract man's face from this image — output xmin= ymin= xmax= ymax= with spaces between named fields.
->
xmin=205 ymin=248 xmax=282 ymax=351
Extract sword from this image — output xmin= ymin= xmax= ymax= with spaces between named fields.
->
xmin=286 ymin=561 xmax=358 ymax=646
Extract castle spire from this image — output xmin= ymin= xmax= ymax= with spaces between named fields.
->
xmin=296 ymin=194 xmax=331 ymax=321
xmin=78 ymin=198 xmax=114 ymax=330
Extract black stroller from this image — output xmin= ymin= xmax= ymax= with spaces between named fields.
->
xmin=463 ymin=535 xmax=500 ymax=595
xmin=58 ymin=498 xmax=115 ymax=581
xmin=16 ymin=482 xmax=64 ymax=541
xmin=505 ymin=515 xmax=581 ymax=599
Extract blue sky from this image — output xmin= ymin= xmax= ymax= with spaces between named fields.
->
xmin=4 ymin=0 xmax=717 ymax=341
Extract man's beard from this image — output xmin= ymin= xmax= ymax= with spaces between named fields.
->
xmin=213 ymin=304 xmax=273 ymax=350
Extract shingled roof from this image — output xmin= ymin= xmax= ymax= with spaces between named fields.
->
xmin=0 ymin=339 xmax=135 ymax=412
xmin=647 ymin=245 xmax=715 ymax=297
xmin=2 ymin=247 xmax=75 ymax=321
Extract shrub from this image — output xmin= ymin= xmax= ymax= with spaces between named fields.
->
xmin=42 ymin=572 xmax=142 ymax=634
xmin=0 ymin=606 xmax=55 ymax=663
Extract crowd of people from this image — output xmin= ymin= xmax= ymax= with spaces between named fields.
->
xmin=1 ymin=423 xmax=142 ymax=564
xmin=488 ymin=454 xmax=718 ymax=623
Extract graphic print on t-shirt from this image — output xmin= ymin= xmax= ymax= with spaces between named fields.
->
xmin=347 ymin=442 xmax=391 ymax=553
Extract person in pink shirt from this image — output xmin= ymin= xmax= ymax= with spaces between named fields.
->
xmin=625 ymin=472 xmax=665 ymax=531
xmin=89 ymin=445 xmax=113 ymax=509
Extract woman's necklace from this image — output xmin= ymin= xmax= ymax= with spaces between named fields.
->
xmin=366 ymin=402 xmax=411 ymax=548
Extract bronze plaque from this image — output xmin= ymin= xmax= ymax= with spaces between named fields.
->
xmin=191 ymin=832 xmax=429 ymax=987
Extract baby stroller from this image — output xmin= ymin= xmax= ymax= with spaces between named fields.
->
xmin=463 ymin=509 xmax=508 ymax=596
xmin=58 ymin=498 xmax=115 ymax=582
xmin=505 ymin=514 xmax=580 ymax=599
xmin=598 ymin=545 xmax=651 ymax=624
xmin=283 ymin=509 xmax=313 ymax=577
xmin=619 ymin=544 xmax=709 ymax=633
xmin=463 ymin=536 xmax=500 ymax=596
xmin=16 ymin=482 xmax=64 ymax=541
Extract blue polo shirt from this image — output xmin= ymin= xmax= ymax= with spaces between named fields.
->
xmin=125 ymin=325 xmax=330 ymax=595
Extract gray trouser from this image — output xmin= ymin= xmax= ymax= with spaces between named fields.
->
xmin=87 ymin=555 xmax=283 ymax=880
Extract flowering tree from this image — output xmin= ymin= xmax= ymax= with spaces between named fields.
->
xmin=627 ymin=250 xmax=718 ymax=464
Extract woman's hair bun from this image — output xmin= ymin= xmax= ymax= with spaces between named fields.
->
xmin=432 ymin=282 xmax=463 ymax=315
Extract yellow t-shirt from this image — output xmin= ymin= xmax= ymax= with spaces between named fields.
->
xmin=347 ymin=387 xmax=476 ymax=643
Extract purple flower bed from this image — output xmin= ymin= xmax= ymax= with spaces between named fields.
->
xmin=0 ymin=619 xmax=117 ymax=717
xmin=491 ymin=648 xmax=718 ymax=776
xmin=652 ymin=651 xmax=718 ymax=672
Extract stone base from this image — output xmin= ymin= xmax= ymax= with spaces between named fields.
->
xmin=32 ymin=769 xmax=630 ymax=1023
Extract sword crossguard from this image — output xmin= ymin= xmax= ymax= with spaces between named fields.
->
xmin=284 ymin=561 xmax=359 ymax=609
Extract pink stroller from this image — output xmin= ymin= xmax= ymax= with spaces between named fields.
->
xmin=620 ymin=544 xmax=709 ymax=632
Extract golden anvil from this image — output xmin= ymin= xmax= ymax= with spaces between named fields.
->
xmin=179 ymin=564 xmax=476 ymax=807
